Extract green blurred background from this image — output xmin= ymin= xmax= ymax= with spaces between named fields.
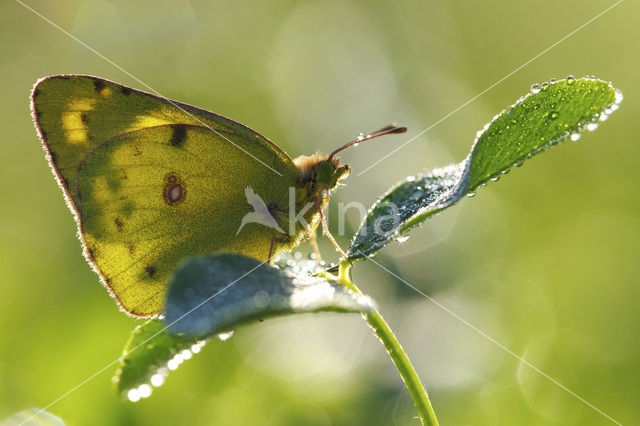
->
xmin=1 ymin=0 xmax=637 ymax=424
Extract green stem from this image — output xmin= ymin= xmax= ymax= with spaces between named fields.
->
xmin=338 ymin=261 xmax=439 ymax=426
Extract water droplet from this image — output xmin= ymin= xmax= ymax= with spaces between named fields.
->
xmin=127 ymin=389 xmax=141 ymax=402
xmin=396 ymin=235 xmax=410 ymax=243
xmin=466 ymin=192 xmax=476 ymax=198
xmin=550 ymin=78 xmax=557 ymax=84
xmin=190 ymin=344 xmax=202 ymax=353
xmin=180 ymin=349 xmax=193 ymax=360
xmin=353 ymin=142 xmax=360 ymax=147
xmin=566 ymin=75 xmax=575 ymax=84
xmin=217 ymin=331 xmax=234 ymax=341
xmin=549 ymin=111 xmax=559 ymax=120
xmin=614 ymin=90 xmax=623 ymax=104
xmin=138 ymin=384 xmax=152 ymax=398
xmin=252 ymin=290 xmax=270 ymax=308
xmin=570 ymin=133 xmax=581 ymax=141
xmin=541 ymin=82 xmax=549 ymax=91
xmin=167 ymin=359 xmax=179 ymax=370
xmin=513 ymin=161 xmax=524 ymax=167
xmin=586 ymin=122 xmax=599 ymax=131
xmin=530 ymin=83 xmax=541 ymax=94
xmin=150 ymin=374 xmax=164 ymax=387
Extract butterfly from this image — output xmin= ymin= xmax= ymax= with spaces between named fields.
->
xmin=31 ymin=75 xmax=405 ymax=317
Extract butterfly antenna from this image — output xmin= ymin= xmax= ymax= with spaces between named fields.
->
xmin=328 ymin=124 xmax=407 ymax=161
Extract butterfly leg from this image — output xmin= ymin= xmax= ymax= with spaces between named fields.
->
xmin=267 ymin=236 xmax=287 ymax=264
xmin=308 ymin=226 xmax=323 ymax=262
xmin=313 ymin=197 xmax=351 ymax=264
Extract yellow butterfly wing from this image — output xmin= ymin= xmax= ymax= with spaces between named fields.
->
xmin=32 ymin=76 xmax=297 ymax=316
xmin=31 ymin=75 xmax=292 ymax=211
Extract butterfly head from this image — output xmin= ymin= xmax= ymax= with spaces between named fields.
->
xmin=294 ymin=124 xmax=406 ymax=190
xmin=294 ymin=154 xmax=350 ymax=190
xmin=316 ymin=157 xmax=350 ymax=188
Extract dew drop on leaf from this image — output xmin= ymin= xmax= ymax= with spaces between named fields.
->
xmin=138 ymin=384 xmax=152 ymax=398
xmin=217 ymin=331 xmax=235 ymax=341
xmin=127 ymin=389 xmax=140 ymax=402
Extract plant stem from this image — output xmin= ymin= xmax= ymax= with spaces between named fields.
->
xmin=338 ymin=261 xmax=439 ymax=426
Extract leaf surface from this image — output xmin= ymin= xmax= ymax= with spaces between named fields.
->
xmin=348 ymin=77 xmax=622 ymax=260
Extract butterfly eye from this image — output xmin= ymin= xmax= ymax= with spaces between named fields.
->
xmin=316 ymin=161 xmax=335 ymax=184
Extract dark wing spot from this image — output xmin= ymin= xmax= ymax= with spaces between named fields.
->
xmin=163 ymin=173 xmax=186 ymax=206
xmin=164 ymin=184 xmax=185 ymax=206
xmin=81 ymin=112 xmax=89 ymax=124
xmin=165 ymin=173 xmax=177 ymax=184
xmin=93 ymin=80 xmax=106 ymax=94
xmin=121 ymin=87 xmax=132 ymax=96
xmin=126 ymin=243 xmax=136 ymax=254
xmin=86 ymin=244 xmax=98 ymax=259
xmin=114 ymin=217 xmax=124 ymax=232
xmin=145 ymin=266 xmax=156 ymax=277
xmin=169 ymin=125 xmax=187 ymax=147
xmin=133 ymin=146 xmax=142 ymax=157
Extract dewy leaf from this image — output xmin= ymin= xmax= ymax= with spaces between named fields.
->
xmin=348 ymin=77 xmax=622 ymax=260
xmin=113 ymin=319 xmax=208 ymax=401
xmin=164 ymin=253 xmax=376 ymax=338
xmin=2 ymin=408 xmax=65 ymax=426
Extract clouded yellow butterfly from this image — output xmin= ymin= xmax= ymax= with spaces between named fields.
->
xmin=31 ymin=75 xmax=405 ymax=317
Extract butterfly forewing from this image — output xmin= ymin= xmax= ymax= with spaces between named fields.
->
xmin=31 ymin=75 xmax=293 ymax=211
xmin=32 ymin=76 xmax=297 ymax=316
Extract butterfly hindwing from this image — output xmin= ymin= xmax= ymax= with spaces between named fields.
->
xmin=32 ymin=76 xmax=297 ymax=316
xmin=76 ymin=124 xmax=296 ymax=316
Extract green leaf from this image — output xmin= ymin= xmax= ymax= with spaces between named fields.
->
xmin=165 ymin=253 xmax=376 ymax=339
xmin=348 ymin=77 xmax=622 ymax=260
xmin=113 ymin=319 xmax=209 ymax=401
